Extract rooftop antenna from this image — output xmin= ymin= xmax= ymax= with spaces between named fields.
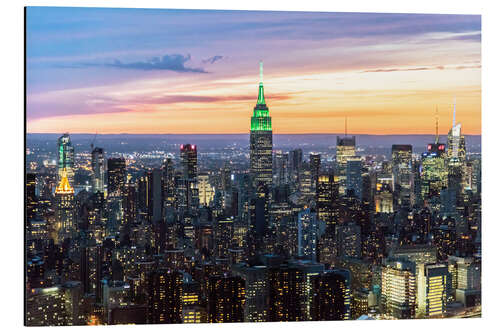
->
xmin=453 ymin=96 xmax=456 ymax=127
xmin=91 ymin=131 xmax=97 ymax=150
xmin=435 ymin=106 xmax=439 ymax=144
xmin=345 ymin=116 xmax=347 ymax=137
xmin=259 ymin=60 xmax=263 ymax=84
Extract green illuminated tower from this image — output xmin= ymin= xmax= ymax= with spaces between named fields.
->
xmin=57 ymin=133 xmax=75 ymax=187
xmin=250 ymin=61 xmax=273 ymax=189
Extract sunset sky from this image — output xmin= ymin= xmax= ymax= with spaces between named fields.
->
xmin=26 ymin=7 xmax=481 ymax=135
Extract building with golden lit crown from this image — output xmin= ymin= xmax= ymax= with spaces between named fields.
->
xmin=55 ymin=169 xmax=75 ymax=241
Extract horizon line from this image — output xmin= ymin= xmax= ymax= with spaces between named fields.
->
xmin=26 ymin=132 xmax=482 ymax=136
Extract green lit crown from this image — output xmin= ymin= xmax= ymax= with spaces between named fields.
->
xmin=250 ymin=62 xmax=272 ymax=131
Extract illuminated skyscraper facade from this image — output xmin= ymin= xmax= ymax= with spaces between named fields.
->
xmin=107 ymin=157 xmax=126 ymax=198
xmin=346 ymin=156 xmax=362 ymax=200
xmin=336 ymin=136 xmax=356 ymax=195
xmin=207 ymin=275 xmax=246 ymax=323
xmin=421 ymin=143 xmax=447 ymax=199
xmin=57 ymin=133 xmax=75 ymax=186
xmin=232 ymin=264 xmax=269 ymax=322
xmin=180 ymin=144 xmax=199 ymax=215
xmin=55 ymin=170 xmax=75 ymax=241
xmin=297 ymin=208 xmax=319 ymax=260
xmin=447 ymin=101 xmax=467 ymax=167
xmin=26 ymin=286 xmax=69 ymax=326
xmin=447 ymin=103 xmax=467 ymax=195
xmin=381 ymin=259 xmax=416 ymax=319
xmin=250 ymin=61 xmax=273 ymax=190
xmin=316 ymin=173 xmax=338 ymax=227
xmin=162 ymin=157 xmax=176 ymax=209
xmin=91 ymin=147 xmax=105 ymax=194
xmin=198 ymin=173 xmax=215 ymax=206
xmin=310 ymin=153 xmax=321 ymax=189
xmin=147 ymin=269 xmax=183 ymax=324
xmin=392 ymin=144 xmax=413 ymax=208
xmin=417 ymin=263 xmax=451 ymax=318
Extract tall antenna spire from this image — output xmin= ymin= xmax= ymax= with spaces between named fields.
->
xmin=257 ymin=61 xmax=266 ymax=105
xmin=453 ymin=96 xmax=456 ymax=127
xmin=260 ymin=60 xmax=263 ymax=84
xmin=345 ymin=116 xmax=347 ymax=137
xmin=435 ymin=106 xmax=439 ymax=144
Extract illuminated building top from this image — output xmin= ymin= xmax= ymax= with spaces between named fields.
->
xmin=55 ymin=169 xmax=74 ymax=194
xmin=251 ymin=61 xmax=272 ymax=132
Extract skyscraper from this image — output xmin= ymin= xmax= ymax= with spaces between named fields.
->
xmin=274 ymin=151 xmax=289 ymax=187
xmin=310 ymin=153 xmax=321 ymax=189
xmin=26 ymin=286 xmax=69 ymax=326
xmin=312 ymin=269 xmax=351 ymax=321
xmin=421 ymin=111 xmax=448 ymax=199
xmin=206 ymin=275 xmax=246 ymax=323
xmin=148 ymin=168 xmax=163 ymax=223
xmin=336 ymin=222 xmax=362 ymax=259
xmin=57 ymin=133 xmax=75 ymax=186
xmin=179 ymin=144 xmax=199 ymax=215
xmin=198 ymin=173 xmax=215 ymax=206
xmin=297 ymin=208 xmax=319 ymax=260
xmin=336 ymin=136 xmax=356 ymax=195
xmin=421 ymin=143 xmax=447 ymax=199
xmin=91 ymin=147 xmax=105 ymax=194
xmin=381 ymin=259 xmax=416 ymax=319
xmin=447 ymin=99 xmax=467 ymax=167
xmin=107 ymin=157 xmax=126 ymax=229
xmin=55 ymin=169 xmax=75 ymax=241
xmin=162 ymin=157 xmax=176 ymax=209
xmin=316 ymin=173 xmax=338 ymax=227
xmin=26 ymin=173 xmax=37 ymax=222
xmin=416 ymin=263 xmax=451 ymax=318
xmin=107 ymin=157 xmax=126 ymax=198
xmin=391 ymin=145 xmax=413 ymax=208
xmin=447 ymin=99 xmax=467 ymax=194
xmin=232 ymin=264 xmax=269 ymax=322
xmin=268 ymin=260 xmax=325 ymax=321
xmin=180 ymin=144 xmax=197 ymax=180
xmin=250 ymin=61 xmax=273 ymax=190
xmin=346 ymin=156 xmax=362 ymax=200
xmin=147 ymin=269 xmax=183 ymax=324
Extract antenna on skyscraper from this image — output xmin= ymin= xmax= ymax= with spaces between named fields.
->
xmin=435 ymin=106 xmax=439 ymax=144
xmin=345 ymin=116 xmax=347 ymax=137
xmin=259 ymin=60 xmax=263 ymax=84
xmin=91 ymin=131 xmax=97 ymax=150
xmin=453 ymin=96 xmax=456 ymax=127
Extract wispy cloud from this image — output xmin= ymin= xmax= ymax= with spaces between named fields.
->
xmin=140 ymin=93 xmax=291 ymax=105
xmin=202 ymin=55 xmax=224 ymax=64
xmin=64 ymin=54 xmax=208 ymax=73
xmin=362 ymin=66 xmax=445 ymax=73
xmin=447 ymin=33 xmax=481 ymax=42
xmin=362 ymin=64 xmax=480 ymax=73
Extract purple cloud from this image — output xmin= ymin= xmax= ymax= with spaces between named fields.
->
xmin=202 ymin=55 xmax=224 ymax=65
xmin=67 ymin=54 xmax=208 ymax=73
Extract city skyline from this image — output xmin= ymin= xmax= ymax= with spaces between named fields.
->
xmin=27 ymin=8 xmax=481 ymax=135
xmin=25 ymin=7 xmax=481 ymax=326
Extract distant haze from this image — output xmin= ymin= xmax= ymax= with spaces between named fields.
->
xmin=26 ymin=133 xmax=481 ymax=154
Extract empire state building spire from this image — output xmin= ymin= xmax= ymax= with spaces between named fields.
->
xmin=251 ymin=61 xmax=272 ymax=131
xmin=257 ymin=61 xmax=266 ymax=105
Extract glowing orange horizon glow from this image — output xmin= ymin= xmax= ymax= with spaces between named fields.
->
xmin=27 ymin=66 xmax=481 ymax=135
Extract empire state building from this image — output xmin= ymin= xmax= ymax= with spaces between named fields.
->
xmin=250 ymin=61 xmax=273 ymax=189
